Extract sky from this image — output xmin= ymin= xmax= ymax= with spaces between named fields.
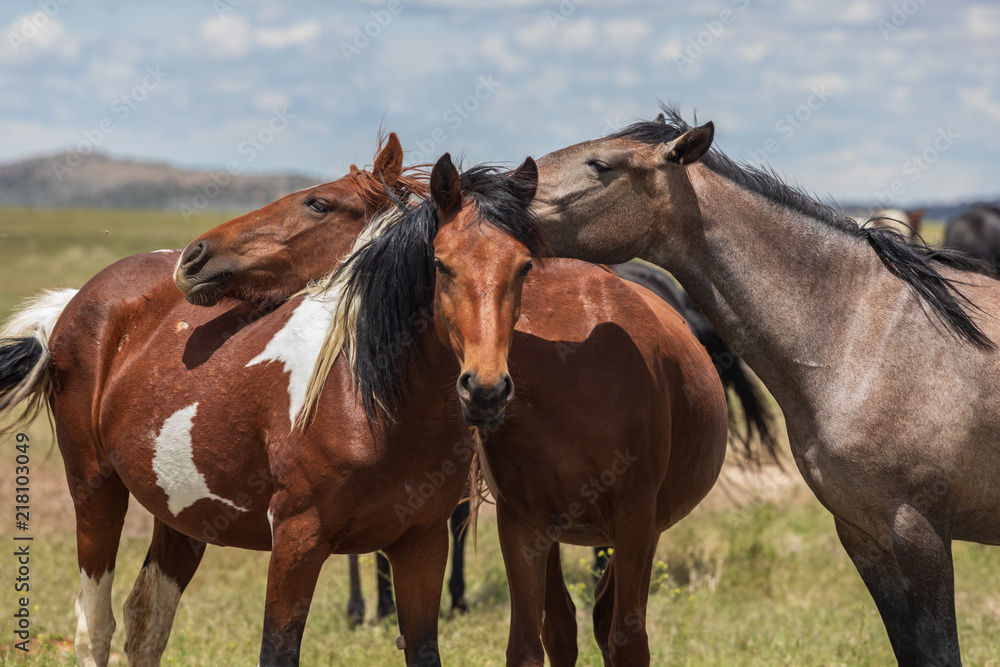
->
xmin=1 ymin=0 xmax=998 ymax=208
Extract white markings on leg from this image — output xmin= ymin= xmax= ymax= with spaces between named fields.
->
xmin=151 ymin=402 xmax=248 ymax=516
xmin=245 ymin=292 xmax=340 ymax=426
xmin=123 ymin=561 xmax=183 ymax=666
xmin=75 ymin=568 xmax=116 ymax=667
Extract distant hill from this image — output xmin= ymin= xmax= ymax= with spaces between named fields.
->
xmin=0 ymin=152 xmax=321 ymax=211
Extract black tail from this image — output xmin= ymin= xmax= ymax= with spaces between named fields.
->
xmin=0 ymin=337 xmax=46 ymax=411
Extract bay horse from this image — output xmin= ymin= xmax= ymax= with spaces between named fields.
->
xmin=305 ymin=153 xmax=727 ymax=666
xmin=944 ymin=203 xmax=1000 ymax=272
xmin=531 ymin=105 xmax=1000 ymax=665
xmin=0 ymin=135 xmax=471 ymax=667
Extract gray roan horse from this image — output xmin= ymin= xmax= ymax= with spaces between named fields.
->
xmin=531 ymin=106 xmax=1000 ymax=666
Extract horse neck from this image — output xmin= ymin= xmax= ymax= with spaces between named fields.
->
xmin=647 ymin=166 xmax=899 ymax=408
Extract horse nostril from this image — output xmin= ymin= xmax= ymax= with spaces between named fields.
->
xmin=180 ymin=241 xmax=209 ymax=274
xmin=457 ymin=371 xmax=474 ymax=401
xmin=501 ymin=374 xmax=514 ymax=403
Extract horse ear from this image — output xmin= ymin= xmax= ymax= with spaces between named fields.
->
xmin=509 ymin=156 xmax=537 ymax=204
xmin=431 ymin=153 xmax=462 ymax=214
xmin=374 ymin=132 xmax=404 ymax=186
xmin=654 ymin=112 xmax=666 ymax=123
xmin=908 ymin=208 xmax=927 ymax=225
xmin=349 ymin=164 xmax=359 ymax=173
xmin=658 ymin=121 xmax=714 ymax=165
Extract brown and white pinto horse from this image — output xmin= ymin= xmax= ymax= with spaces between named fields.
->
xmin=306 ymin=154 xmax=728 ymax=666
xmin=0 ymin=136 xmax=470 ymax=667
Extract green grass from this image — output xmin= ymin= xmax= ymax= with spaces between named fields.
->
xmin=0 ymin=207 xmax=235 ymax=319
xmin=2 ymin=209 xmax=999 ymax=665
xmin=4 ymin=441 xmax=1000 ymax=666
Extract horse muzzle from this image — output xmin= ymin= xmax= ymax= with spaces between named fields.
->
xmin=174 ymin=240 xmax=234 ymax=307
xmin=456 ymin=370 xmax=514 ymax=428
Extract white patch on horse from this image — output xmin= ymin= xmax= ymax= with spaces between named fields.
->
xmin=123 ymin=561 xmax=183 ymax=665
xmin=246 ymin=291 xmax=340 ymax=425
xmin=75 ymin=568 xmax=116 ymax=667
xmin=267 ymin=508 xmax=275 ymax=547
xmin=152 ymin=403 xmax=248 ymax=516
xmin=152 ymin=248 xmax=178 ymax=254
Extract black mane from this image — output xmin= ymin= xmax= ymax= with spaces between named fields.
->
xmin=613 ymin=104 xmax=995 ymax=351
xmin=337 ymin=164 xmax=545 ymax=421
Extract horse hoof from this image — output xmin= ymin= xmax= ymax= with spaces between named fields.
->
xmin=452 ymin=598 xmax=468 ymax=614
xmin=347 ymin=602 xmax=365 ymax=629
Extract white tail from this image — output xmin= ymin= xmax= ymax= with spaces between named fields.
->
xmin=0 ymin=288 xmax=78 ymax=431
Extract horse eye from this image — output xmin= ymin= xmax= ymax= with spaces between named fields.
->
xmin=519 ymin=261 xmax=533 ymax=277
xmin=586 ymin=158 xmax=614 ymax=174
xmin=307 ymin=199 xmax=331 ymax=213
xmin=434 ymin=258 xmax=450 ymax=275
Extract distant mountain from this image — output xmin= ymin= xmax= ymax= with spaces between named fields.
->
xmin=0 ymin=152 xmax=321 ymax=211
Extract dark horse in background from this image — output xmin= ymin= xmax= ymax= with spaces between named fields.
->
xmin=944 ymin=203 xmax=1000 ymax=272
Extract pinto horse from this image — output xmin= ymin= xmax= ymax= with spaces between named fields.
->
xmin=531 ymin=105 xmax=1000 ymax=665
xmin=300 ymin=153 xmax=728 ymax=667
xmin=0 ymin=136 xmax=470 ymax=667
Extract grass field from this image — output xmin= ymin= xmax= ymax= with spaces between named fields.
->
xmin=1 ymin=208 xmax=998 ymax=666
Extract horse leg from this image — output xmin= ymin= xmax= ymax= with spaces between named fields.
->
xmin=376 ymin=552 xmax=396 ymax=619
xmin=835 ymin=515 xmax=960 ymax=666
xmin=347 ymin=555 xmax=366 ymax=627
xmin=496 ymin=502 xmax=547 ymax=667
xmin=384 ymin=522 xmax=450 ymax=666
xmin=592 ymin=557 xmax=615 ymax=666
xmin=123 ymin=519 xmax=206 ymax=666
xmin=65 ymin=448 xmax=130 ymax=667
xmin=592 ymin=546 xmax=610 ymax=581
xmin=258 ymin=509 xmax=331 ymax=667
xmin=604 ymin=530 xmax=657 ymax=667
xmin=449 ymin=499 xmax=471 ymax=612
xmin=540 ymin=544 xmax=578 ymax=667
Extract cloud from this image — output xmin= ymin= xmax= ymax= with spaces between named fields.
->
xmin=966 ymin=4 xmax=1000 ymax=38
xmin=199 ymin=16 xmax=253 ymax=59
xmin=257 ymin=21 xmax=321 ymax=48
